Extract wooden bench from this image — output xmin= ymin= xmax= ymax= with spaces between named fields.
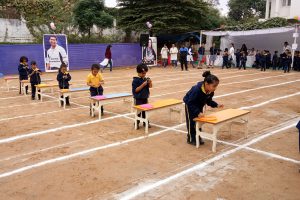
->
xmin=4 ymin=76 xmax=18 ymax=91
xmin=35 ymin=83 xmax=58 ymax=101
xmin=90 ymin=92 xmax=133 ymax=119
xmin=133 ymin=99 xmax=184 ymax=134
xmin=59 ymin=87 xmax=90 ymax=109
xmin=194 ymin=108 xmax=250 ymax=152
xmin=20 ymin=79 xmax=53 ymax=95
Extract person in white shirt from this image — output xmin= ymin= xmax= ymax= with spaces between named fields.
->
xmin=229 ymin=43 xmax=235 ymax=68
xmin=46 ymin=36 xmax=68 ymax=71
xmin=161 ymin=44 xmax=169 ymax=68
xmin=187 ymin=44 xmax=196 ymax=68
xmin=283 ymin=41 xmax=292 ymax=53
xmin=170 ymin=44 xmax=178 ymax=68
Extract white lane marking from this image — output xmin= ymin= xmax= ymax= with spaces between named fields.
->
xmin=0 ymin=93 xmax=299 ymax=179
xmin=1 ymin=80 xmax=299 ymax=142
xmin=0 ymin=139 xmax=83 ymax=162
xmin=118 ymin=120 xmax=298 ymax=200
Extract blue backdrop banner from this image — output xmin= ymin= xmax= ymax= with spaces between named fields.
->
xmin=0 ymin=43 xmax=141 ymax=75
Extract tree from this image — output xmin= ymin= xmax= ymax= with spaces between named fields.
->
xmin=117 ymin=0 xmax=222 ymax=36
xmin=228 ymin=0 xmax=266 ymax=22
xmin=224 ymin=17 xmax=289 ymax=31
xmin=73 ymin=0 xmax=114 ymax=37
xmin=0 ymin=0 xmax=78 ymax=41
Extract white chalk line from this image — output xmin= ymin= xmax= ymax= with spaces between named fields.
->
xmin=239 ymin=92 xmax=300 ymax=109
xmin=0 ymin=123 xmax=184 ymax=179
xmin=1 ymin=77 xmax=299 ymax=143
xmin=164 ymin=125 xmax=300 ymax=164
xmin=118 ymin=120 xmax=298 ymax=200
xmin=0 ymin=70 xmax=213 ymax=101
xmin=0 ymin=91 xmax=299 ymax=179
xmin=119 ymin=109 xmax=300 ymax=165
xmin=151 ymin=78 xmax=300 ymax=100
xmin=0 ymin=106 xmax=85 ymax=122
xmin=215 ymin=80 xmax=300 ymax=98
xmin=34 ymin=72 xmax=296 ymax=103
xmin=0 ymin=71 xmax=280 ymax=121
xmin=0 ymin=139 xmax=83 ymax=163
xmin=0 ymin=112 xmax=134 ymax=145
xmin=69 ymin=67 xmax=236 ymax=84
xmin=69 ymin=68 xmax=198 ymax=83
xmin=0 ymin=70 xmax=266 ymax=102
xmin=40 ymin=70 xmax=247 ymax=97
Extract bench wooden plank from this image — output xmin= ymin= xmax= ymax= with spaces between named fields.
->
xmin=90 ymin=92 xmax=132 ymax=101
xmin=90 ymin=92 xmax=133 ymax=119
xmin=194 ymin=108 xmax=250 ymax=124
xmin=134 ymin=99 xmax=183 ymax=111
xmin=134 ymin=99 xmax=184 ymax=134
xmin=60 ymin=87 xmax=90 ymax=93
xmin=4 ymin=76 xmax=18 ymax=80
xmin=195 ymin=108 xmax=250 ymax=152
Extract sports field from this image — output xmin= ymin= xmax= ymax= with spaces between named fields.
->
xmin=0 ymin=67 xmax=299 ymax=200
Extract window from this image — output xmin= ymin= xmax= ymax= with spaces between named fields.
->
xmin=282 ymin=0 xmax=291 ymax=6
xmin=282 ymin=0 xmax=286 ymax=6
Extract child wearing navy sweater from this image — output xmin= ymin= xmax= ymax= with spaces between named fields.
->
xmin=222 ymin=48 xmax=229 ymax=69
xmin=57 ymin=63 xmax=71 ymax=106
xmin=28 ymin=61 xmax=42 ymax=100
xmin=272 ymin=51 xmax=279 ymax=70
xmin=281 ymin=49 xmax=292 ymax=73
xmin=132 ymin=63 xmax=153 ymax=129
xmin=235 ymin=49 xmax=241 ymax=69
xmin=239 ymin=51 xmax=247 ymax=70
xmin=183 ymin=71 xmax=223 ymax=146
xmin=18 ymin=56 xmax=29 ymax=94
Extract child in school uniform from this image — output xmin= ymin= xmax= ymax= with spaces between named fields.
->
xmin=57 ymin=63 xmax=71 ymax=106
xmin=132 ymin=63 xmax=153 ymax=129
xmin=260 ymin=50 xmax=267 ymax=71
xmin=18 ymin=56 xmax=29 ymax=94
xmin=272 ymin=51 xmax=279 ymax=70
xmin=183 ymin=71 xmax=224 ymax=146
xmin=281 ymin=49 xmax=292 ymax=73
xmin=28 ymin=61 xmax=41 ymax=100
xmin=266 ymin=50 xmax=272 ymax=69
xmin=293 ymin=51 xmax=300 ymax=71
xmin=87 ymin=64 xmax=105 ymax=115
xmin=254 ymin=50 xmax=261 ymax=69
xmin=222 ymin=48 xmax=229 ymax=69
xmin=235 ymin=49 xmax=241 ymax=69
xmin=239 ymin=51 xmax=247 ymax=70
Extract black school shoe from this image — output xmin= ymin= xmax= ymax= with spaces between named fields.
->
xmin=143 ymin=122 xmax=151 ymax=128
xmin=134 ymin=122 xmax=140 ymax=130
xmin=187 ymin=136 xmax=205 ymax=146
xmin=187 ymin=140 xmax=196 ymax=146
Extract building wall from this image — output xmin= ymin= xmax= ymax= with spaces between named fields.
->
xmin=290 ymin=0 xmax=300 ymax=18
xmin=268 ymin=0 xmax=299 ymax=19
xmin=0 ymin=18 xmax=33 ymax=43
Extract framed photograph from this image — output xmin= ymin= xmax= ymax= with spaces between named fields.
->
xmin=142 ymin=37 xmax=157 ymax=66
xmin=43 ymin=34 xmax=69 ymax=72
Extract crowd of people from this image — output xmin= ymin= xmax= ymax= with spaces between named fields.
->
xmin=159 ymin=41 xmax=300 ymax=73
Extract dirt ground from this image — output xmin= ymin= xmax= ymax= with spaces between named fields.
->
xmin=0 ymin=66 xmax=299 ymax=200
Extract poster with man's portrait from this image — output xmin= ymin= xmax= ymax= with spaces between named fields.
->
xmin=43 ymin=34 xmax=69 ymax=72
xmin=142 ymin=37 xmax=157 ymax=66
